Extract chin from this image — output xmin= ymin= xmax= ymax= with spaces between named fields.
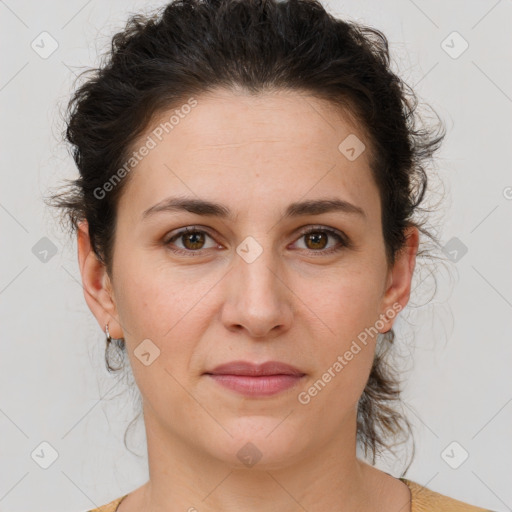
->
xmin=204 ymin=419 xmax=311 ymax=470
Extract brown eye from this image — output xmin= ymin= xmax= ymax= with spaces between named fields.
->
xmin=165 ymin=225 xmax=349 ymax=257
xmin=294 ymin=227 xmax=349 ymax=255
xmin=165 ymin=227 xmax=217 ymax=255
xmin=304 ymin=231 xmax=329 ymax=250
xmin=181 ymin=229 xmax=206 ymax=250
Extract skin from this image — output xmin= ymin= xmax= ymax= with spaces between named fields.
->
xmin=78 ymin=88 xmax=418 ymax=512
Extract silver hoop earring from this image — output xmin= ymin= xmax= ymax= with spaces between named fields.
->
xmin=105 ymin=322 xmax=124 ymax=346
xmin=104 ymin=322 xmax=125 ymax=372
xmin=105 ymin=323 xmax=113 ymax=345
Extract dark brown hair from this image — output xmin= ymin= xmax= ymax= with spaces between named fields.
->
xmin=46 ymin=0 xmax=446 ymax=473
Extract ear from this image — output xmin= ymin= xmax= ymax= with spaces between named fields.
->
xmin=378 ymin=225 xmax=419 ymax=333
xmin=77 ymin=220 xmax=124 ymax=339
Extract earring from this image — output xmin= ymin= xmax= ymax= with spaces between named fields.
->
xmin=104 ymin=322 xmax=125 ymax=372
xmin=105 ymin=322 xmax=113 ymax=345
xmin=105 ymin=322 xmax=124 ymax=346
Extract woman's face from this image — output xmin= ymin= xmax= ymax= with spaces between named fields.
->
xmin=79 ymin=88 xmax=418 ymax=469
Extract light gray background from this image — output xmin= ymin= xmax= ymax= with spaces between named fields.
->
xmin=1 ymin=1 xmax=511 ymax=511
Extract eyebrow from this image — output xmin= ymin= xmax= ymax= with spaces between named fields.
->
xmin=141 ymin=196 xmax=367 ymax=221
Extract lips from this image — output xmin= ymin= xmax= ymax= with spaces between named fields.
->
xmin=205 ymin=360 xmax=305 ymax=377
xmin=204 ymin=360 xmax=306 ymax=397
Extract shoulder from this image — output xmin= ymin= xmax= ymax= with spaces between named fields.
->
xmin=85 ymin=494 xmax=128 ymax=512
xmin=83 ymin=481 xmax=497 ymax=512
xmin=400 ymin=478 xmax=496 ymax=512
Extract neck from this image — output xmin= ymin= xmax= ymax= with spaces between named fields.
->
xmin=137 ymin=403 xmax=378 ymax=512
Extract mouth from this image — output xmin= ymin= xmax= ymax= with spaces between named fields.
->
xmin=203 ymin=360 xmax=306 ymax=397
xmin=204 ymin=374 xmax=305 ymax=397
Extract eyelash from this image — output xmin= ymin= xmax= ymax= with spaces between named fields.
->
xmin=164 ymin=225 xmax=350 ymax=257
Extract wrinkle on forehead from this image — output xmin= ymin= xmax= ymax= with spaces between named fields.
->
xmin=194 ymin=138 xmax=286 ymax=150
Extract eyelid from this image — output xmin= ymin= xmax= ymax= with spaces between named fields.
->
xmin=164 ymin=224 xmax=350 ymax=255
xmin=164 ymin=225 xmax=219 ymax=248
xmin=293 ymin=225 xmax=351 ymax=253
xmin=295 ymin=224 xmax=348 ymax=242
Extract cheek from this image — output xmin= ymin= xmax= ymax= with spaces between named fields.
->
xmin=114 ymin=256 xmax=202 ymax=338
xmin=113 ymin=270 xmax=205 ymax=410
xmin=114 ymin=264 xmax=217 ymax=385
xmin=298 ymin=271 xmax=381 ymax=391
xmin=304 ymin=269 xmax=382 ymax=340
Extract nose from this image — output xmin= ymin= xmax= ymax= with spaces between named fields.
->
xmin=220 ymin=246 xmax=294 ymax=339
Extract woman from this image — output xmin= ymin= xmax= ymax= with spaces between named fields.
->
xmin=46 ymin=0 xmax=495 ymax=510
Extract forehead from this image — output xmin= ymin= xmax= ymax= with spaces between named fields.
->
xmin=163 ymin=88 xmax=370 ymax=154
xmin=118 ymin=88 xmax=379 ymax=224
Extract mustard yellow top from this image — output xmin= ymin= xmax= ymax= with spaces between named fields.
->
xmin=85 ymin=478 xmax=495 ymax=511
